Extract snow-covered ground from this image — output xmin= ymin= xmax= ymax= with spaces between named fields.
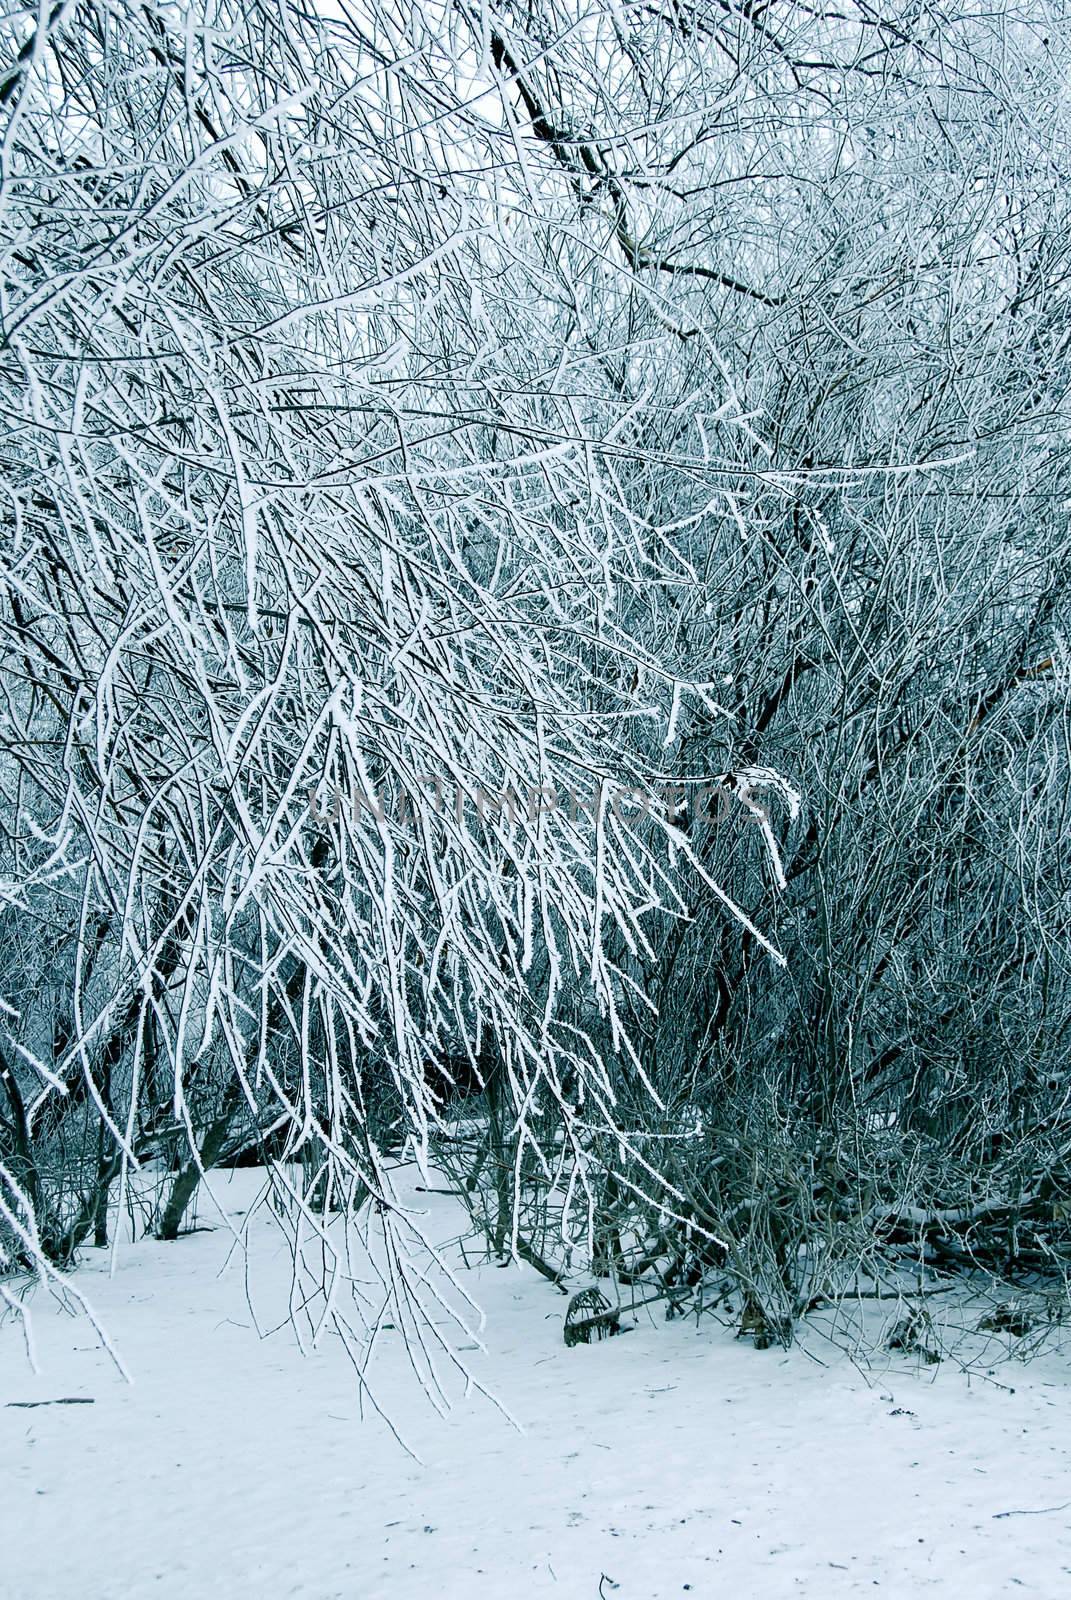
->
xmin=2 ymin=1170 xmax=1069 ymax=1599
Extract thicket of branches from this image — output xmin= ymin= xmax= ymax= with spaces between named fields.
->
xmin=2 ymin=0 xmax=1069 ymax=1361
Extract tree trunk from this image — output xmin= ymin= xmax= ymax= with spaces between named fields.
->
xmin=156 ymin=1091 xmax=240 ymax=1240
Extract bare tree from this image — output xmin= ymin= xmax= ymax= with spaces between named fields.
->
xmin=0 ymin=0 xmax=791 ymax=1370
xmin=1 ymin=0 xmax=1068 ymax=1367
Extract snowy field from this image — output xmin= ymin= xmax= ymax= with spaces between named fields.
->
xmin=2 ymin=1170 xmax=1069 ymax=1600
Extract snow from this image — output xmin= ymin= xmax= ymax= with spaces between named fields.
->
xmin=2 ymin=1170 xmax=1070 ymax=1599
